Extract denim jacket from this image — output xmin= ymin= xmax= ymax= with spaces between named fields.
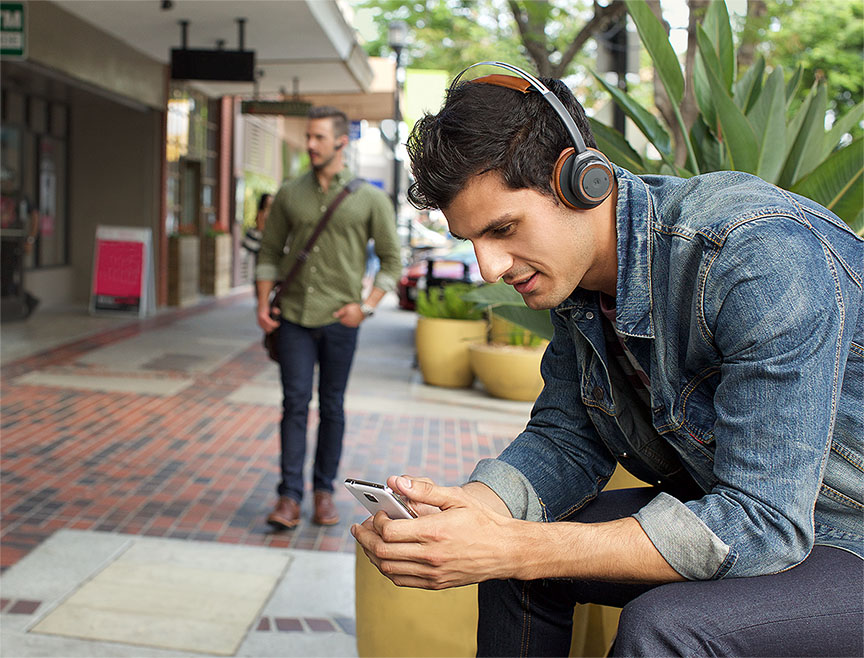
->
xmin=470 ymin=167 xmax=864 ymax=580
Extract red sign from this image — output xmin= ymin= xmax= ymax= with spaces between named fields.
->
xmin=93 ymin=239 xmax=144 ymax=309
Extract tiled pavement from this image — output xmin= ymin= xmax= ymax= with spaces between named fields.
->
xmin=1 ymin=293 xmax=527 ymax=571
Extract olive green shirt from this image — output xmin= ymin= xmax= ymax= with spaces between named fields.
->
xmin=256 ymin=167 xmax=401 ymax=328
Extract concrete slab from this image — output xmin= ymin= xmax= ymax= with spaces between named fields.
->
xmin=28 ymin=536 xmax=290 ymax=656
xmin=11 ymin=372 xmax=195 ymax=396
xmin=1 ymin=531 xmax=358 ymax=658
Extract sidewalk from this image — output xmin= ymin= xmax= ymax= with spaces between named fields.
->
xmin=0 ymin=291 xmax=533 ymax=657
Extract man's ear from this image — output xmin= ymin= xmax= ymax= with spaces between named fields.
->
xmin=335 ymin=136 xmax=348 ymax=150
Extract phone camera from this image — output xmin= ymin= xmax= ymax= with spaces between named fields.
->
xmin=363 ymin=493 xmax=379 ymax=503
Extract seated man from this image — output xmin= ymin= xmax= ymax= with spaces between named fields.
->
xmin=352 ymin=63 xmax=863 ymax=657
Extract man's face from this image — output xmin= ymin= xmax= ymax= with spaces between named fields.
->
xmin=306 ymin=118 xmax=346 ymax=171
xmin=443 ymin=172 xmax=604 ymax=310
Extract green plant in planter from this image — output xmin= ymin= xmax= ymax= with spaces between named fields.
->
xmin=506 ymin=325 xmax=545 ymax=348
xmin=463 ymin=281 xmax=554 ymax=342
xmin=591 ymin=0 xmax=862 ymax=233
xmin=416 ymin=283 xmax=484 ymax=320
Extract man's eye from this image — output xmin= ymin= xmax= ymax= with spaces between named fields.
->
xmin=493 ymin=225 xmax=513 ymax=237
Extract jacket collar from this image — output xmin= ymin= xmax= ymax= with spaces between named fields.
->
xmin=556 ymin=166 xmax=655 ymax=339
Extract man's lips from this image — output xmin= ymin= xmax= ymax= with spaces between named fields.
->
xmin=510 ymin=272 xmax=538 ymax=294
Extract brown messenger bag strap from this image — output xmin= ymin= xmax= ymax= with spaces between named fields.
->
xmin=271 ymin=177 xmax=363 ymax=306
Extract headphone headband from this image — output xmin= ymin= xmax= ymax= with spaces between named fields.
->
xmin=450 ymin=60 xmax=589 ymax=154
xmin=449 ymin=60 xmax=612 ymax=210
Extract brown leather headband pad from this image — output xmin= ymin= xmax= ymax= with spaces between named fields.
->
xmin=468 ymin=74 xmax=533 ymax=94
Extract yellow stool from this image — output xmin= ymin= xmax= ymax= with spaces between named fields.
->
xmin=354 ymin=466 xmax=648 ymax=657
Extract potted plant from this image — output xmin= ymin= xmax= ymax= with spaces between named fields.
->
xmin=463 ymin=282 xmax=553 ymax=402
xmin=415 ymin=283 xmax=486 ymax=388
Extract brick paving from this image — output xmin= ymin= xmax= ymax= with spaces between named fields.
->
xmin=0 ymin=298 xmax=517 ymax=573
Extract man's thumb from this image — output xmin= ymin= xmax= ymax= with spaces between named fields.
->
xmin=395 ymin=476 xmax=459 ymax=510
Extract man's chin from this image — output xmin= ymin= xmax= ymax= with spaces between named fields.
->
xmin=520 ymin=292 xmax=555 ymax=311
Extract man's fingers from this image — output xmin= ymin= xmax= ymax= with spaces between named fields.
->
xmin=388 ymin=476 xmax=465 ymax=511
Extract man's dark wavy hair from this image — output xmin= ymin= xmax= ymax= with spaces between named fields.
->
xmin=406 ymin=76 xmax=597 ymax=211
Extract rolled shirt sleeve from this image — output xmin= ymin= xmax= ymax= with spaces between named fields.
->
xmin=367 ymin=190 xmax=401 ymax=294
xmin=255 ymin=185 xmax=291 ymax=283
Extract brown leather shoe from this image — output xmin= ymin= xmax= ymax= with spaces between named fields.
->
xmin=312 ymin=491 xmax=339 ymax=525
xmin=267 ymin=497 xmax=301 ymax=529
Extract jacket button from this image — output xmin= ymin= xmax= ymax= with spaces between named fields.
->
xmin=592 ymin=386 xmax=604 ymax=401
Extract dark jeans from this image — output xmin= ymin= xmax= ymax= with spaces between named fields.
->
xmin=477 ymin=489 xmax=863 ymax=657
xmin=276 ymin=318 xmax=358 ymax=502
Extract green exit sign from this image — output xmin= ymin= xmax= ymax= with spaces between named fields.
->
xmin=1 ymin=2 xmax=25 ymax=58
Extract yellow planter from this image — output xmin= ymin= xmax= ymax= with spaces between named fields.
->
xmin=469 ymin=343 xmax=547 ymax=402
xmin=415 ymin=316 xmax=486 ymax=388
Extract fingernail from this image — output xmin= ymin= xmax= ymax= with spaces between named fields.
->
xmin=398 ymin=476 xmax=412 ymax=489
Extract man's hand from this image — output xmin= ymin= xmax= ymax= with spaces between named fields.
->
xmin=333 ymin=302 xmax=365 ymax=327
xmin=351 ymin=475 xmax=520 ymax=590
xmin=256 ymin=281 xmax=280 ymax=333
xmin=257 ymin=303 xmax=280 ymax=333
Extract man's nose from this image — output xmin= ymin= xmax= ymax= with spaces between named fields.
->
xmin=474 ymin=243 xmax=512 ymax=283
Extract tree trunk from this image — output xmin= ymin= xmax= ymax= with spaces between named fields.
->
xmin=738 ymin=0 xmax=768 ymax=70
xmin=648 ymin=0 xmax=708 ymax=169
xmin=507 ymin=0 xmax=627 ymax=78
xmin=646 ymin=0 xmax=680 ymax=164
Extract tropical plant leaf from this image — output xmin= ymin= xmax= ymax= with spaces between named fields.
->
xmin=747 ymin=67 xmax=787 ymax=183
xmin=790 ymin=138 xmax=863 ymax=230
xmin=779 ymin=81 xmax=827 ymax=187
xmin=463 ymin=281 xmax=554 ymax=341
xmin=785 ymin=66 xmax=804 ymax=106
xmin=627 ymin=0 xmax=684 ymax=105
xmin=702 ymin=0 xmax=735 ymax=90
xmin=690 ymin=117 xmax=726 ymax=173
xmin=697 ymin=27 xmax=759 ymax=173
xmin=588 ymin=118 xmax=647 ymax=172
xmin=823 ymin=100 xmax=864 ymax=160
xmin=733 ymin=55 xmax=766 ymax=114
xmin=693 ymin=44 xmax=718 ymax=132
xmin=592 ymin=73 xmax=673 ymax=163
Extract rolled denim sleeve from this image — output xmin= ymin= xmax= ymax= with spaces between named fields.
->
xmin=469 ymin=458 xmax=545 ymax=521
xmin=468 ymin=311 xmax=618 ymax=522
xmin=640 ymin=218 xmax=850 ymax=579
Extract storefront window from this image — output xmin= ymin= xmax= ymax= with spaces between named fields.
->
xmin=0 ymin=88 xmax=68 ymax=270
xmin=166 ymin=86 xmax=219 ymax=236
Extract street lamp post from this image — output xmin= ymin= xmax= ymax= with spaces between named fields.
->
xmin=388 ymin=20 xmax=408 ymax=244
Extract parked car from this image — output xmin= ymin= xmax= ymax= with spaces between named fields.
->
xmin=397 ymin=241 xmax=482 ymax=310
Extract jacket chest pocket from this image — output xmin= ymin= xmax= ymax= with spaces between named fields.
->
xmin=655 ymin=368 xmax=720 ymax=450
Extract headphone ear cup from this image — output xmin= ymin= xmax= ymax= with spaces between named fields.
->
xmin=552 ymin=148 xmax=581 ymax=209
xmin=552 ymin=148 xmax=613 ymax=209
xmin=572 ymin=148 xmax=613 ymax=208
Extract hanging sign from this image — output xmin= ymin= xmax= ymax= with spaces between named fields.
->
xmin=0 ymin=2 xmax=25 ymax=59
xmin=90 ymin=226 xmax=155 ymax=317
xmin=240 ymin=100 xmax=312 ymax=116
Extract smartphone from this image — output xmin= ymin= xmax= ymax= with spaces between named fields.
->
xmin=344 ymin=478 xmax=417 ymax=520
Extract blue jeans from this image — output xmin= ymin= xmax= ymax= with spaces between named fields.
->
xmin=276 ymin=319 xmax=358 ymax=502
xmin=477 ymin=489 xmax=864 ymax=657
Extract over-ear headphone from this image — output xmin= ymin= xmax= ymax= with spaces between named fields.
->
xmin=451 ymin=61 xmax=613 ymax=210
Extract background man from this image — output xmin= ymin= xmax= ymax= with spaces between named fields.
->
xmin=353 ymin=69 xmax=863 ymax=656
xmin=257 ymin=106 xmax=400 ymax=529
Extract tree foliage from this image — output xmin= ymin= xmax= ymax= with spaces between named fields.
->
xmin=742 ymin=0 xmax=863 ymax=121
xmin=596 ymin=0 xmax=863 ymax=232
xmin=352 ymin=0 xmax=626 ymax=79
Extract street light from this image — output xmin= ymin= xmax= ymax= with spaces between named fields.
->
xmin=388 ymin=20 xmax=408 ymax=242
